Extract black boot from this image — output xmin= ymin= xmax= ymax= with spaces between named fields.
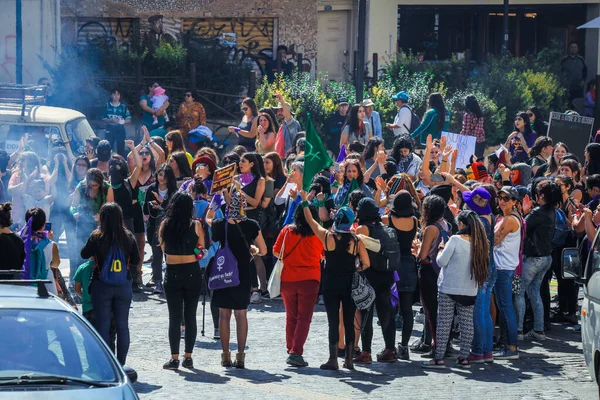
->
xmin=320 ymin=345 xmax=339 ymax=370
xmin=343 ymin=342 xmax=355 ymax=370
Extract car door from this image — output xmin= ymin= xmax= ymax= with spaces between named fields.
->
xmin=582 ymin=231 xmax=600 ymax=382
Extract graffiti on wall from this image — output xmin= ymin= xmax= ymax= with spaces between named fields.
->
xmin=73 ymin=18 xmax=137 ymax=50
xmin=141 ymin=15 xmax=182 ymax=49
xmin=183 ymin=18 xmax=275 ymax=74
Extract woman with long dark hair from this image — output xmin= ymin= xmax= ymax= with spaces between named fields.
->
xmin=212 ymin=188 xmax=267 ymax=369
xmin=272 ymin=204 xmax=324 ymax=367
xmin=340 ymin=104 xmax=373 ymax=147
xmin=410 ymin=93 xmax=451 ymax=145
xmin=264 ymin=151 xmax=286 ymax=192
xmin=391 ymin=135 xmax=423 ymax=180
xmin=144 ymin=164 xmax=178 ymax=293
xmin=381 ymin=191 xmax=418 ymax=360
xmin=66 ymin=155 xmax=90 ymax=282
xmin=504 ymin=112 xmax=536 ymax=164
xmin=461 ymin=95 xmax=485 ymax=157
xmin=413 ymin=194 xmax=449 ymax=356
xmin=0 ymin=202 xmax=25 ymax=279
xmin=70 ymin=168 xmax=109 ymax=269
xmin=422 ymin=210 xmax=489 ymax=369
xmin=362 ymin=137 xmax=385 ymax=178
xmin=255 ymin=112 xmax=277 ymax=155
xmin=527 ymin=106 xmax=548 ymax=137
xmin=333 ymin=159 xmax=373 ymax=208
xmin=229 ymin=97 xmax=259 ymax=152
xmin=159 ymin=191 xmax=205 ymax=370
xmin=81 ymin=202 xmax=140 ymax=365
xmin=168 ymin=151 xmax=193 ymax=183
xmin=529 ymin=136 xmax=553 ymax=175
xmin=300 ymin=191 xmax=370 ymax=371
xmin=585 ymin=142 xmax=600 ymax=176
xmin=543 ymin=142 xmax=569 ymax=177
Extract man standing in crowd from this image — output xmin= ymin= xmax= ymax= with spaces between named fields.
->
xmin=561 ymin=42 xmax=587 ymax=106
xmin=273 ymin=93 xmax=302 ymax=155
xmin=386 ymin=91 xmax=412 ymax=137
xmin=325 ymin=98 xmax=349 ymax=155
xmin=266 ymin=45 xmax=295 ymax=83
xmin=362 ymin=99 xmax=382 ymax=138
xmin=102 ymin=89 xmax=131 ymax=156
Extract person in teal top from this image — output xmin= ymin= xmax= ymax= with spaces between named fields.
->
xmin=74 ymin=260 xmax=94 ymax=315
xmin=410 ymin=92 xmax=451 ymax=145
xmin=140 ymin=82 xmax=169 ymax=131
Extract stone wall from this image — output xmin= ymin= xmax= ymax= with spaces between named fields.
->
xmin=61 ymin=0 xmax=318 ymax=72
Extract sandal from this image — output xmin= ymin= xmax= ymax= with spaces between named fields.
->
xmin=456 ymin=357 xmax=471 ymax=369
xmin=421 ymin=359 xmax=446 ymax=369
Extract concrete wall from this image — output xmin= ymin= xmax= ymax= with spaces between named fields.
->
xmin=61 ymin=0 xmax=318 ymax=73
xmin=0 ymin=0 xmax=61 ymax=84
xmin=366 ymin=0 xmax=398 ymax=76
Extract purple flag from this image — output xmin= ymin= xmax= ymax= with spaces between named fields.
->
xmin=336 ymin=144 xmax=347 ymax=163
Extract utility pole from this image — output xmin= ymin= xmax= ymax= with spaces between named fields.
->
xmin=356 ymin=0 xmax=367 ymax=102
xmin=16 ymin=0 xmax=23 ymax=84
xmin=501 ymin=0 xmax=509 ymax=55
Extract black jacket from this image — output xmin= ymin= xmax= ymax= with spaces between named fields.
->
xmin=524 ymin=204 xmax=556 ymax=257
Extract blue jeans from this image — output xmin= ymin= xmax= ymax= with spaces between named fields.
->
xmin=472 ymin=266 xmax=497 ymax=356
xmin=517 ymin=256 xmax=552 ymax=332
xmin=91 ymin=280 xmax=133 ymax=365
xmin=494 ymin=269 xmax=518 ymax=346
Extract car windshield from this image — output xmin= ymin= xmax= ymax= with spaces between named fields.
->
xmin=66 ymin=117 xmax=95 ymax=156
xmin=0 ymin=309 xmax=119 ymax=383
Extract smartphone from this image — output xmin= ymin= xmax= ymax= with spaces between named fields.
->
xmin=45 ymin=222 xmax=52 ymax=232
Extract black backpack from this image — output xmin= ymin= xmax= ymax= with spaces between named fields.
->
xmin=401 ymin=105 xmax=421 ymax=133
xmin=367 ymin=223 xmax=402 ymax=272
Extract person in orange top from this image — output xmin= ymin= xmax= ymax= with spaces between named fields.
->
xmin=273 ymin=204 xmax=324 ymax=367
xmin=176 ymin=89 xmax=207 ymax=151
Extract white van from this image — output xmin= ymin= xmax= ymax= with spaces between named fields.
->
xmin=562 ymin=237 xmax=600 ymax=396
xmin=0 ymin=103 xmax=96 ymax=160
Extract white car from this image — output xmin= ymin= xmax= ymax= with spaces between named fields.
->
xmin=0 ymin=281 xmax=138 ymax=399
xmin=562 ymin=234 xmax=600 ymax=397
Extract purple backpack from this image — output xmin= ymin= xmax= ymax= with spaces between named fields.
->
xmin=208 ymin=218 xmax=240 ymax=291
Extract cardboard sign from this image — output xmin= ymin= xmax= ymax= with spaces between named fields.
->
xmin=547 ymin=112 xmax=594 ymax=162
xmin=210 ymin=163 xmax=237 ymax=194
xmin=441 ymin=131 xmax=477 ymax=169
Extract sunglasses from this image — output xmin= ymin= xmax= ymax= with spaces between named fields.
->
xmin=498 ymin=195 xmax=510 ymax=202
xmin=139 ymin=151 xmax=151 ymax=156
xmin=526 ymin=112 xmax=534 ymax=117
xmin=185 ymin=94 xmax=192 ymax=97
xmin=241 ymin=107 xmax=249 ymax=112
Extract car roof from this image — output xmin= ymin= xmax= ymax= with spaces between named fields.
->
xmin=0 ymin=284 xmax=72 ymax=311
xmin=0 ymin=103 xmax=85 ymax=124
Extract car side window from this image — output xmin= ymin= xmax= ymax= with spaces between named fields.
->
xmin=589 ymin=238 xmax=600 ymax=275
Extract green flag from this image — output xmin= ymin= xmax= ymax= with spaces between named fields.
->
xmin=302 ymin=115 xmax=333 ymax=191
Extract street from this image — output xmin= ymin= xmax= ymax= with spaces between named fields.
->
xmin=58 ymin=246 xmax=597 ymax=400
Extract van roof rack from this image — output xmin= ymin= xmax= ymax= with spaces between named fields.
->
xmin=0 ymin=83 xmax=47 ymax=117
xmin=0 ymin=270 xmax=51 ymax=297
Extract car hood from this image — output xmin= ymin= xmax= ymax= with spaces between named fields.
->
xmin=0 ymin=383 xmax=138 ymax=399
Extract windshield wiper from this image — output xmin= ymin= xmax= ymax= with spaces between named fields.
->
xmin=0 ymin=374 xmax=117 ymax=387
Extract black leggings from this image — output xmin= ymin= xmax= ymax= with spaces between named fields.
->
xmin=361 ymin=282 xmax=395 ymax=353
xmin=323 ymin=283 xmax=356 ymax=346
xmin=419 ymin=263 xmax=439 ymax=347
xmin=164 ymin=262 xmax=202 ymax=355
xmin=398 ymin=292 xmax=414 ymax=346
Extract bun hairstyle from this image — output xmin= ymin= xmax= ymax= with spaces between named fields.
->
xmin=0 ymin=202 xmax=13 ymax=228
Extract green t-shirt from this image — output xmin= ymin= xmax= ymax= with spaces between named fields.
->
xmin=73 ymin=261 xmax=94 ymax=313
xmin=140 ymin=94 xmax=165 ymax=129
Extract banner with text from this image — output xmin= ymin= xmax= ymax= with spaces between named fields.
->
xmin=441 ymin=131 xmax=477 ymax=169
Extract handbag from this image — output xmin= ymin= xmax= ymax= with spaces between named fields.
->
xmin=268 ymin=228 xmax=301 ymax=298
xmin=352 ymin=271 xmax=375 ymax=310
xmin=208 ymin=217 xmax=240 ymax=291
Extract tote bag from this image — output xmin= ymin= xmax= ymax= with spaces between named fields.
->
xmin=208 ymin=218 xmax=240 ymax=291
xmin=268 ymin=228 xmax=301 ymax=298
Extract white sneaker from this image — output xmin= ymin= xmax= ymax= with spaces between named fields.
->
xmin=526 ymin=330 xmax=546 ymax=341
xmin=250 ymin=291 xmax=262 ymax=304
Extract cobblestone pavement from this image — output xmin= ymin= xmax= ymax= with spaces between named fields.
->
xmin=59 ymin=254 xmax=597 ymax=400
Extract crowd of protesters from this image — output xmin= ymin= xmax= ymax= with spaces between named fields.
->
xmin=0 ymin=81 xmax=593 ymax=374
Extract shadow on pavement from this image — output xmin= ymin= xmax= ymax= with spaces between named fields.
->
xmin=133 ymin=381 xmax=163 ymax=394
xmin=224 ymin=368 xmax=291 ymax=384
xmin=175 ymin=368 xmax=231 ymax=384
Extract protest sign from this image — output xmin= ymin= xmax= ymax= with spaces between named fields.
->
xmin=547 ymin=112 xmax=594 ymax=162
xmin=441 ymin=131 xmax=476 ymax=169
xmin=210 ymin=163 xmax=237 ymax=194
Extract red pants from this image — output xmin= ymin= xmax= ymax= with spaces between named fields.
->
xmin=280 ymin=280 xmax=320 ymax=355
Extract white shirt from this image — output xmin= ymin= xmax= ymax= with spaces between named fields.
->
xmin=393 ymin=106 xmax=412 ymax=136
